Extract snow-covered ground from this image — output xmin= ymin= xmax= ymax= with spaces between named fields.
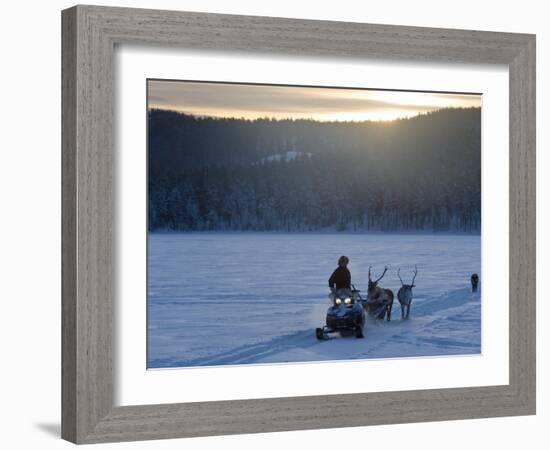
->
xmin=147 ymin=233 xmax=481 ymax=368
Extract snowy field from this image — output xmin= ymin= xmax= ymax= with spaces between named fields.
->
xmin=147 ymin=233 xmax=481 ymax=368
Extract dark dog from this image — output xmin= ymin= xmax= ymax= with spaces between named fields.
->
xmin=471 ymin=273 xmax=479 ymax=292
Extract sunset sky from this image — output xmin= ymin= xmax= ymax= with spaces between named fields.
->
xmin=148 ymin=80 xmax=481 ymax=122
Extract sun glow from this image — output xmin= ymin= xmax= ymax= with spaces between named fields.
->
xmin=148 ymin=80 xmax=481 ymax=123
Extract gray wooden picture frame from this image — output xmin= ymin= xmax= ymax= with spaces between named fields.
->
xmin=61 ymin=4 xmax=536 ymax=444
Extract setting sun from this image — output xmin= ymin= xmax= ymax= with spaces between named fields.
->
xmin=148 ymin=80 xmax=481 ymax=122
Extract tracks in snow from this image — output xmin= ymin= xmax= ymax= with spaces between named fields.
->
xmin=151 ymin=287 xmax=480 ymax=368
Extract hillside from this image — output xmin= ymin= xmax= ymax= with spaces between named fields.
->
xmin=148 ymin=108 xmax=481 ymax=232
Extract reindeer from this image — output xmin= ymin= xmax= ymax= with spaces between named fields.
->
xmin=397 ymin=266 xmax=418 ymax=320
xmin=366 ymin=266 xmax=394 ymax=321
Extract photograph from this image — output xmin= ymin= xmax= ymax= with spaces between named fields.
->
xmin=146 ymin=79 xmax=482 ymax=369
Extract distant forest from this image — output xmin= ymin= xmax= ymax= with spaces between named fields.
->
xmin=148 ymin=107 xmax=481 ymax=232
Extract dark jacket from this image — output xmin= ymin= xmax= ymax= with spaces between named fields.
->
xmin=328 ymin=266 xmax=351 ymax=290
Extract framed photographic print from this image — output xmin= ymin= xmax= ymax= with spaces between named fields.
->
xmin=62 ymin=5 xmax=536 ymax=444
xmin=145 ymin=79 xmax=483 ymax=368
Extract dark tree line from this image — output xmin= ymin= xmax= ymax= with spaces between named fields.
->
xmin=148 ymin=108 xmax=481 ymax=232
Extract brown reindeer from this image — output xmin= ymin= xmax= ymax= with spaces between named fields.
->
xmin=366 ymin=266 xmax=394 ymax=321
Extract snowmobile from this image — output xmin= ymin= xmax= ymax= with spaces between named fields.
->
xmin=315 ymin=286 xmax=365 ymax=340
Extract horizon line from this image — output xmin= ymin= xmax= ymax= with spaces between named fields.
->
xmin=147 ymin=105 xmax=481 ymax=124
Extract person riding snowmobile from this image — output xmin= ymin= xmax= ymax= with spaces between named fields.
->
xmin=328 ymin=256 xmax=351 ymax=292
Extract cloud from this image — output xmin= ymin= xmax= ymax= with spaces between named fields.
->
xmin=148 ymin=80 xmax=481 ymax=121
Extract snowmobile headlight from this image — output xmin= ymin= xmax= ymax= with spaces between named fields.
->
xmin=335 ymin=298 xmax=342 ymax=305
xmin=344 ymin=297 xmax=352 ymax=305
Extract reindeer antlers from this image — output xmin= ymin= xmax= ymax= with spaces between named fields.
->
xmin=369 ymin=265 xmax=388 ymax=283
xmin=374 ymin=266 xmax=388 ymax=283
xmin=411 ymin=265 xmax=418 ymax=285
xmin=397 ymin=265 xmax=418 ymax=286
xmin=397 ymin=268 xmax=404 ymax=286
xmin=377 ymin=266 xmax=388 ymax=282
